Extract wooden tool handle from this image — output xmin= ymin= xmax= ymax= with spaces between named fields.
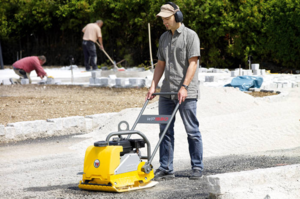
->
xmin=95 ymin=42 xmax=114 ymax=65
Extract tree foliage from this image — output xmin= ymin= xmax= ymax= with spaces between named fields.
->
xmin=0 ymin=0 xmax=299 ymax=70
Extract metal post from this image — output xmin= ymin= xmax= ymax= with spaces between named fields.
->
xmin=70 ymin=56 xmax=74 ymax=84
xmin=248 ymin=55 xmax=253 ymax=70
xmin=71 ymin=66 xmax=74 ymax=84
xmin=0 ymin=41 xmax=4 ymax=69
xmin=249 ymin=60 xmax=251 ymax=70
xmin=148 ymin=23 xmax=154 ymax=70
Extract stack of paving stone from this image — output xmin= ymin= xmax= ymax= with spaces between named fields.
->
xmin=242 ymin=69 xmax=253 ymax=76
xmin=205 ymin=76 xmax=219 ymax=82
xmin=231 ymin=70 xmax=239 ymax=77
xmin=199 ymin=68 xmax=208 ymax=73
xmin=212 ymin=69 xmax=221 ymax=73
xmin=2 ymin=79 xmax=12 ymax=85
xmin=89 ymin=71 xmax=146 ymax=88
xmin=206 ymin=68 xmax=215 ymax=73
xmin=46 ymin=77 xmax=55 ymax=84
xmin=38 ymin=77 xmax=60 ymax=85
xmin=231 ymin=69 xmax=252 ymax=77
xmin=234 ymin=68 xmax=243 ymax=77
xmin=252 ymin=63 xmax=266 ymax=76
xmin=252 ymin=63 xmax=260 ymax=75
xmin=21 ymin=79 xmax=29 ymax=84
xmin=89 ymin=71 xmax=112 ymax=87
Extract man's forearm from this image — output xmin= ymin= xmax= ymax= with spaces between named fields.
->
xmin=98 ymin=37 xmax=103 ymax=45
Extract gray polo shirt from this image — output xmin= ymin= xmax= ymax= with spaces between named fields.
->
xmin=157 ymin=24 xmax=200 ymax=99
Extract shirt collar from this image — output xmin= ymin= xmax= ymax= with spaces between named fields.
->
xmin=168 ymin=23 xmax=185 ymax=35
xmin=176 ymin=23 xmax=185 ymax=34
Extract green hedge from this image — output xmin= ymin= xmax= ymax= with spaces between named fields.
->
xmin=1 ymin=0 xmax=299 ymax=69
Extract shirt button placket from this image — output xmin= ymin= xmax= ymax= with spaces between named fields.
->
xmin=170 ymin=36 xmax=175 ymax=92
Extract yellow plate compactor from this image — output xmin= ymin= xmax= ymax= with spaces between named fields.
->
xmin=78 ymin=92 xmax=180 ymax=192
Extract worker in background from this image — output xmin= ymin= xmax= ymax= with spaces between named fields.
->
xmin=10 ymin=55 xmax=47 ymax=84
xmin=146 ymin=2 xmax=203 ymax=181
xmin=82 ymin=20 xmax=104 ymax=71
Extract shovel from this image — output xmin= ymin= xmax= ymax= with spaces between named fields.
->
xmin=95 ymin=42 xmax=122 ymax=71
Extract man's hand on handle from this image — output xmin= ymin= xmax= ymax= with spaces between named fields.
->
xmin=145 ymin=86 xmax=156 ymax=101
xmin=178 ymin=86 xmax=188 ymax=104
xmin=99 ymin=44 xmax=104 ymax=50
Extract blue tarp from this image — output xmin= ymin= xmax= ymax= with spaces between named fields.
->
xmin=225 ymin=76 xmax=263 ymax=91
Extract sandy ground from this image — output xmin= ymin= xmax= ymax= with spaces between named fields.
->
xmin=0 ymin=84 xmax=299 ymax=198
xmin=0 ymin=84 xmax=275 ymax=126
xmin=0 ymin=67 xmax=300 ymax=198
xmin=0 ymin=85 xmax=159 ymax=126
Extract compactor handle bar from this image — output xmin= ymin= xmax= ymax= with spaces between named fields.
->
xmin=131 ymin=92 xmax=180 ymax=173
xmin=128 ymin=92 xmax=178 ymax=135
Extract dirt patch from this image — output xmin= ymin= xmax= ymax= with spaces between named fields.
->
xmin=0 ymin=85 xmax=278 ymax=126
xmin=0 ymin=85 xmax=159 ymax=126
xmin=245 ymin=91 xmax=279 ymax=97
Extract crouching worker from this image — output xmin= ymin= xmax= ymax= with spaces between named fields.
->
xmin=10 ymin=55 xmax=47 ymax=84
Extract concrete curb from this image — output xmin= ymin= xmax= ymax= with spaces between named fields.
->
xmin=206 ymin=164 xmax=300 ymax=199
xmin=0 ymin=112 xmax=117 ymax=143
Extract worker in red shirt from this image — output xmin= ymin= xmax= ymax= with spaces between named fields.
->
xmin=10 ymin=55 xmax=47 ymax=84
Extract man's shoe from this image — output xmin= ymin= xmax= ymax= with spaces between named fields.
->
xmin=154 ymin=169 xmax=175 ymax=181
xmin=189 ymin=169 xmax=203 ymax=180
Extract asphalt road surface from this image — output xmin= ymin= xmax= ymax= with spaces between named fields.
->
xmin=1 ymin=135 xmax=299 ymax=199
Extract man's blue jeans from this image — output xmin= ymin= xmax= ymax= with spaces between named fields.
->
xmin=158 ymin=96 xmax=203 ymax=173
xmin=82 ymin=40 xmax=97 ymax=71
